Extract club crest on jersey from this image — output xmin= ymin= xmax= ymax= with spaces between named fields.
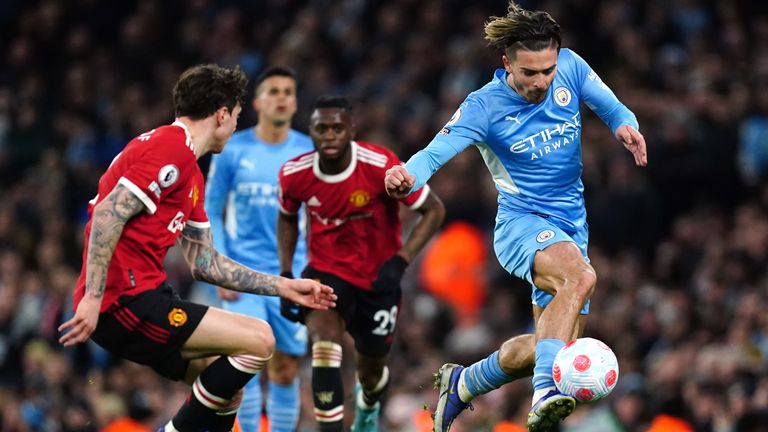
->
xmin=536 ymin=230 xmax=556 ymax=243
xmin=446 ymin=108 xmax=462 ymax=126
xmin=554 ymin=87 xmax=572 ymax=107
xmin=168 ymin=308 xmax=187 ymax=327
xmin=349 ymin=190 xmax=370 ymax=207
xmin=158 ymin=164 xmax=179 ymax=188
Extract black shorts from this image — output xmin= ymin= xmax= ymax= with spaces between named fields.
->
xmin=302 ymin=266 xmax=402 ymax=357
xmin=90 ymin=283 xmax=208 ymax=381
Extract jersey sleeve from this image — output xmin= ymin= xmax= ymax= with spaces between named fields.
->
xmin=278 ymin=165 xmax=302 ymax=215
xmin=567 ymin=49 xmax=639 ymax=134
xmin=118 ymin=132 xmax=195 ymax=215
xmin=204 ymin=151 xmax=235 ymax=253
xmin=404 ymin=96 xmax=489 ymax=192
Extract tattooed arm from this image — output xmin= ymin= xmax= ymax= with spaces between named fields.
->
xmin=59 ymin=183 xmax=145 ymax=347
xmin=177 ymin=224 xmax=336 ymax=309
xmin=177 ymin=224 xmax=337 ymax=308
xmin=177 ymin=223 xmax=280 ymax=295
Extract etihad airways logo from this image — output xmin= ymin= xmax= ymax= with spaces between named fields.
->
xmin=509 ymin=113 xmax=581 ymax=160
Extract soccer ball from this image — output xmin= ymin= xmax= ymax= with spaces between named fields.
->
xmin=553 ymin=337 xmax=619 ymax=402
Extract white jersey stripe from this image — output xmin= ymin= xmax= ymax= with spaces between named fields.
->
xmin=118 ymin=177 xmax=157 ymax=214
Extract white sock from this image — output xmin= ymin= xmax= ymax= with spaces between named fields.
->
xmin=457 ymin=370 xmax=474 ymax=403
xmin=532 ymin=386 xmax=556 ymax=407
xmin=164 ymin=422 xmax=180 ymax=432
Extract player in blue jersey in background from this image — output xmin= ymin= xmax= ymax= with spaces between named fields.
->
xmin=384 ymin=2 xmax=647 ymax=431
xmin=205 ymin=66 xmax=313 ymax=432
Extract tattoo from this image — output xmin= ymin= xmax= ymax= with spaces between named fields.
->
xmin=86 ymin=184 xmax=145 ymax=299
xmin=177 ymin=224 xmax=280 ymax=296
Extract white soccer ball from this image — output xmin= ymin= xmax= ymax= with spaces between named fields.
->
xmin=553 ymin=337 xmax=619 ymax=402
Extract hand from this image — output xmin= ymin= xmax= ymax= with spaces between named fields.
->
xmin=372 ymin=255 xmax=408 ymax=295
xmin=58 ymin=293 xmax=101 ymax=347
xmin=384 ymin=165 xmax=416 ymax=199
xmin=615 ymin=125 xmax=647 ymax=167
xmin=278 ymin=277 xmax=336 ymax=310
xmin=217 ymin=286 xmax=240 ymax=302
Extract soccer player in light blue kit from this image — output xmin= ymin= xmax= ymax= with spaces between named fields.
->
xmin=384 ymin=2 xmax=647 ymax=431
xmin=205 ymin=66 xmax=313 ymax=432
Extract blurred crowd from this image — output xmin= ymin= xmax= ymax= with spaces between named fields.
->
xmin=2 ymin=0 xmax=768 ymax=430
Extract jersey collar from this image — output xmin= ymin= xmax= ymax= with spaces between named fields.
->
xmin=171 ymin=120 xmax=196 ymax=156
xmin=494 ymin=68 xmax=527 ymax=103
xmin=313 ymin=141 xmax=358 ymax=183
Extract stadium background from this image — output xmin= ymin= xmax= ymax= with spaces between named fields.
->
xmin=1 ymin=0 xmax=768 ymax=430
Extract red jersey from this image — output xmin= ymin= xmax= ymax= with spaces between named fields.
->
xmin=278 ymin=141 xmax=430 ymax=290
xmin=74 ymin=121 xmax=209 ymax=312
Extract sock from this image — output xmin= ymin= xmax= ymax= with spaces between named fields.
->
xmin=532 ymin=339 xmax=565 ymax=400
xmin=172 ymin=355 xmax=269 ymax=432
xmin=459 ymin=351 xmax=516 ymax=403
xmin=312 ymin=341 xmax=344 ymax=432
xmin=235 ymin=372 xmax=263 ymax=432
xmin=359 ymin=366 xmax=389 ymax=409
xmin=267 ymin=379 xmax=300 ymax=432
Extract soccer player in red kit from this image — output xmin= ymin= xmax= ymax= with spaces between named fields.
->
xmin=58 ymin=64 xmax=336 ymax=432
xmin=277 ymin=96 xmax=445 ymax=431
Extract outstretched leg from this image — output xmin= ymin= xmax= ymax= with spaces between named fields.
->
xmin=432 ymin=334 xmax=534 ymax=432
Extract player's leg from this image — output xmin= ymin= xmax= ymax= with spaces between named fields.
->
xmin=264 ymin=296 xmax=307 ymax=432
xmin=218 ymin=295 xmax=268 ymax=432
xmin=527 ymin=241 xmax=594 ymax=431
xmin=349 ymin=283 xmax=400 ymax=432
xmin=433 ymin=214 xmax=561 ymax=431
xmin=306 ymin=309 xmax=346 ymax=432
xmin=300 ymin=266 xmax=354 ymax=432
xmin=166 ymin=307 xmax=276 ymax=432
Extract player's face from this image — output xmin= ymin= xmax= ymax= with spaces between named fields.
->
xmin=254 ymin=76 xmax=298 ymax=126
xmin=309 ymin=108 xmax=353 ymax=161
xmin=503 ymin=47 xmax=558 ymax=103
xmin=211 ymin=104 xmax=242 ymax=153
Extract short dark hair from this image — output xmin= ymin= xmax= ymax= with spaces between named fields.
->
xmin=173 ymin=64 xmax=248 ymax=120
xmin=313 ymin=95 xmax=352 ymax=111
xmin=484 ymin=1 xmax=561 ymax=59
xmin=256 ymin=66 xmax=297 ymax=88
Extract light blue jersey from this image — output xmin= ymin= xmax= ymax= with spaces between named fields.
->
xmin=405 ymin=49 xmax=638 ymax=312
xmin=205 ymin=127 xmax=313 ymax=353
xmin=206 ymin=127 xmax=312 ymax=275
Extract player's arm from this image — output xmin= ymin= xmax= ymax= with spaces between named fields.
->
xmin=386 ymin=100 xmax=487 ymax=198
xmin=574 ymin=51 xmax=647 ymax=167
xmin=177 ymin=223 xmax=336 ymax=308
xmin=277 ymin=211 xmax=299 ymax=276
xmin=59 ymin=183 xmax=145 ymax=347
xmin=398 ymin=192 xmax=445 ymax=263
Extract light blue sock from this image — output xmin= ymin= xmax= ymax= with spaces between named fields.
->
xmin=463 ymin=351 xmax=516 ymax=398
xmin=267 ymin=379 xmax=300 ymax=432
xmin=237 ymin=373 xmax=263 ymax=432
xmin=532 ymin=339 xmax=565 ymax=391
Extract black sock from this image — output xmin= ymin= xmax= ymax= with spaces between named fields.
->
xmin=361 ymin=366 xmax=390 ymax=408
xmin=312 ymin=341 xmax=344 ymax=432
xmin=173 ymin=355 xmax=268 ymax=432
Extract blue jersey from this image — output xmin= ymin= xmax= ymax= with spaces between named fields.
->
xmin=205 ymin=127 xmax=314 ymax=274
xmin=405 ymin=49 xmax=638 ymax=232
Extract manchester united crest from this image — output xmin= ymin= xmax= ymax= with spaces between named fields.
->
xmin=349 ymin=190 xmax=370 ymax=207
xmin=168 ymin=308 xmax=188 ymax=327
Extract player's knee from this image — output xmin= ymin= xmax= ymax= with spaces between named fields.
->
xmin=244 ymin=319 xmax=276 ymax=358
xmin=575 ymin=267 xmax=597 ymax=299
